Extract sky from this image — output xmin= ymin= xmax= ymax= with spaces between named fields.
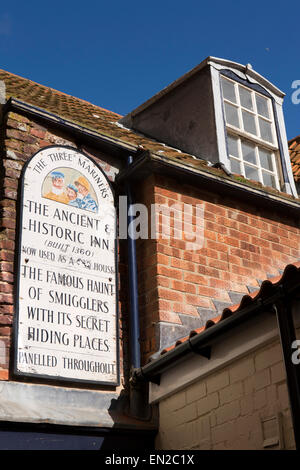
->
xmin=0 ymin=0 xmax=299 ymax=140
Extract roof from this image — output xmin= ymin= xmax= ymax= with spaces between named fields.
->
xmin=0 ymin=68 xmax=199 ymax=161
xmin=120 ymin=56 xmax=284 ymax=123
xmin=155 ymin=261 xmax=300 ymax=359
xmin=1 ymin=68 xmax=299 ymax=204
xmin=289 ymin=135 xmax=300 ymax=183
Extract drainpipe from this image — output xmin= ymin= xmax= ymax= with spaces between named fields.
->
xmin=126 ymin=155 xmax=141 ymax=371
xmin=273 ymin=290 xmax=300 ymax=450
xmin=125 ymin=156 xmax=151 ymax=419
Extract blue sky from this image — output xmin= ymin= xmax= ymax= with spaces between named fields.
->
xmin=0 ymin=0 xmax=299 ymax=139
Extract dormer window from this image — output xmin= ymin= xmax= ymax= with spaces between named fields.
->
xmin=221 ymin=75 xmax=280 ymax=190
xmin=119 ymin=56 xmax=298 ymax=197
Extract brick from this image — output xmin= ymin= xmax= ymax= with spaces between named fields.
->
xmin=255 ymin=343 xmax=282 ymax=371
xmin=215 ymin=400 xmax=240 ymax=425
xmin=0 ymin=304 xmax=14 ymax=315
xmin=205 ymin=203 xmax=227 ymax=217
xmin=186 ymin=381 xmax=207 ymax=404
xmin=0 ymin=250 xmax=14 ymax=262
xmin=164 ymin=390 xmax=186 ymax=411
xmin=5 ymin=168 xmax=21 ymax=179
xmin=277 ymin=383 xmax=290 ymax=410
xmin=206 ymin=370 xmax=230 ymax=393
xmin=172 ymin=402 xmax=198 ymax=426
xmin=0 ymin=290 xmax=13 ymax=303
xmin=3 ymin=189 xmax=17 ymax=200
xmin=0 ymin=315 xmax=14 ymax=326
xmin=0 ymin=272 xmax=14 ymax=283
xmin=3 ymin=159 xmax=23 ymax=171
xmin=173 ymin=302 xmax=197 ymax=315
xmin=197 ymin=392 xmax=219 ymax=415
xmin=0 ymin=282 xmax=13 ymax=293
xmin=157 ymin=265 xmax=182 ymax=280
xmin=7 ymin=112 xmax=30 ymax=123
xmin=171 ymin=280 xmax=196 ymax=294
xmin=4 ymin=138 xmax=23 ymax=151
xmin=211 ymin=421 xmax=237 ymax=444
xmin=7 ymin=128 xmax=37 ymax=144
xmin=219 ymin=381 xmax=243 ymax=404
xmin=0 ymin=369 xmax=9 ymax=380
xmin=0 ymin=239 xmax=15 ymax=250
xmin=229 ymin=358 xmax=255 ymax=383
xmin=254 ymin=369 xmax=271 ymax=390
xmin=194 ymin=415 xmax=210 ymax=441
xmin=240 ymin=395 xmax=254 ymax=416
xmin=183 ymin=272 xmax=208 ymax=285
xmin=157 ymin=287 xmax=184 ymax=302
xmin=30 ymin=128 xmax=46 ymax=139
xmin=270 ymin=362 xmax=286 ymax=384
xmin=3 ymin=177 xmax=18 ymax=190
xmin=254 ymin=389 xmax=267 ymax=410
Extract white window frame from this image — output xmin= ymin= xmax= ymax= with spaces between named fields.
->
xmin=221 ymin=75 xmax=281 ymax=190
xmin=227 ymin=134 xmax=280 ymax=191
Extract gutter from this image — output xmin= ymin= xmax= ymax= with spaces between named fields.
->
xmin=5 ymin=98 xmax=300 ymax=217
xmin=132 ymin=294 xmax=271 ymax=385
xmin=3 ymin=97 xmax=138 ymax=155
xmin=116 ymin=151 xmax=300 ymax=217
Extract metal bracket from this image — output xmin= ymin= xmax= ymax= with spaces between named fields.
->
xmin=189 ymin=343 xmax=211 ymax=359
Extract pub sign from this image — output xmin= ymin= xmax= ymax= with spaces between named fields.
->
xmin=14 ymin=146 xmax=119 ymax=385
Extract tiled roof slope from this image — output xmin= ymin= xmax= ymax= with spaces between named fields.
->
xmin=1 ymin=68 xmax=299 ymax=203
xmin=289 ymin=135 xmax=300 ymax=183
xmin=157 ymin=261 xmax=300 ymax=358
xmin=0 ymin=68 xmax=200 ymax=161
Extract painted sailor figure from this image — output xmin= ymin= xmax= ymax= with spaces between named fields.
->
xmin=66 ymin=184 xmax=81 ymax=208
xmin=44 ymin=171 xmax=69 ymax=204
xmin=74 ymin=176 xmax=98 ymax=213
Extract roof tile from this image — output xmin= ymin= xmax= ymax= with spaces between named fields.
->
xmin=1 ymin=68 xmax=299 ymax=201
xmin=289 ymin=136 xmax=300 ymax=182
xmin=155 ymin=261 xmax=300 ymax=359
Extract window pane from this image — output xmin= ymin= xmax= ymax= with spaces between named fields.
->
xmin=224 ymin=102 xmax=239 ymax=127
xmin=230 ymin=158 xmax=241 ymax=174
xmin=227 ymin=135 xmax=239 ymax=157
xmin=259 ymin=118 xmax=273 ymax=143
xmin=259 ymin=148 xmax=273 ymax=171
xmin=242 ymin=110 xmax=256 ymax=135
xmin=256 ymin=94 xmax=269 ymax=118
xmin=221 ymin=78 xmax=236 ymax=103
xmin=244 ymin=165 xmax=260 ymax=182
xmin=262 ymin=172 xmax=276 ymax=188
xmin=239 ymin=86 xmax=253 ymax=110
xmin=241 ymin=141 xmax=256 ymax=164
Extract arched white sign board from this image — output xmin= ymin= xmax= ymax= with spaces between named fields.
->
xmin=14 ymin=146 xmax=119 ymax=385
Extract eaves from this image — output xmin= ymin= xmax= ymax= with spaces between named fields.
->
xmin=116 ymin=151 xmax=300 ymax=218
xmin=3 ymin=97 xmax=138 ymax=159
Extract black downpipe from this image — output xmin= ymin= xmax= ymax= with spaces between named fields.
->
xmin=126 ymin=156 xmax=151 ymax=419
xmin=273 ymin=292 xmax=300 ymax=450
xmin=126 ymin=156 xmax=141 ymax=370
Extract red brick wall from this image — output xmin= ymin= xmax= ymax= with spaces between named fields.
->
xmin=136 ymin=173 xmax=300 ymax=363
xmin=0 ymin=110 xmax=129 ymax=384
xmin=1 ymin=110 xmax=299 ymax=372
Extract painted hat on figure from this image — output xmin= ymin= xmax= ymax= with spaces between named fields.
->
xmin=51 ymin=171 xmax=65 ymax=179
xmin=67 ymin=184 xmax=78 ymax=193
xmin=75 ymin=176 xmax=90 ymax=191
